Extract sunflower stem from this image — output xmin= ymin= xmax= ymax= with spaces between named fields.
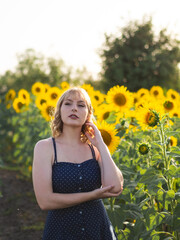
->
xmin=159 ymin=123 xmax=171 ymax=190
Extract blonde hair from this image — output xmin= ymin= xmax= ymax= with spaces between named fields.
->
xmin=50 ymin=87 xmax=95 ymax=143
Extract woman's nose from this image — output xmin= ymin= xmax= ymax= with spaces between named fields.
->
xmin=72 ymin=105 xmax=77 ymax=111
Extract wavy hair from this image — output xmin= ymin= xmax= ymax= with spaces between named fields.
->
xmin=50 ymin=87 xmax=95 ymax=143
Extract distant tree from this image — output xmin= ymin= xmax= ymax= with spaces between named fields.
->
xmin=99 ymin=18 xmax=180 ymax=92
xmin=0 ymin=49 xmax=94 ymax=94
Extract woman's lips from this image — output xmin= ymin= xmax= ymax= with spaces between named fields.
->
xmin=69 ymin=114 xmax=79 ymax=119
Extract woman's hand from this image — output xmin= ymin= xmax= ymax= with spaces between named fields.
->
xmin=85 ymin=122 xmax=104 ymax=148
xmin=92 ymin=185 xmax=123 ymax=200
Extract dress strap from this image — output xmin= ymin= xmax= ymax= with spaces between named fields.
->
xmin=52 ymin=137 xmax=57 ymax=164
xmin=88 ymin=143 xmax=96 ymax=160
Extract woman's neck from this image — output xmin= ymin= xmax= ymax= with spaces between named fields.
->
xmin=57 ymin=126 xmax=83 ymax=146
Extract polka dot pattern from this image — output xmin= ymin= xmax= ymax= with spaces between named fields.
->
xmin=42 ymin=138 xmax=117 ymax=240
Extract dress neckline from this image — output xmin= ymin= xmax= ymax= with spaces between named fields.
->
xmin=53 ymin=158 xmax=96 ymax=166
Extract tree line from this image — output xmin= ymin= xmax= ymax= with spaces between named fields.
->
xmin=0 ymin=18 xmax=180 ymax=95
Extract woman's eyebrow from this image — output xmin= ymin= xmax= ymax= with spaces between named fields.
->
xmin=65 ymin=99 xmax=86 ymax=103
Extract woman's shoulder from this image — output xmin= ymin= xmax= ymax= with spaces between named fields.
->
xmin=34 ymin=137 xmax=53 ymax=151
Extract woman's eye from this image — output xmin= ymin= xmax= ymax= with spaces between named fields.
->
xmin=79 ymin=105 xmax=85 ymax=107
xmin=65 ymin=103 xmax=70 ymax=105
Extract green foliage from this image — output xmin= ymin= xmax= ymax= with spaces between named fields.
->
xmin=99 ymin=18 xmax=180 ymax=92
xmin=0 ymin=95 xmax=51 ymax=177
xmin=0 ymin=83 xmax=180 ymax=238
xmin=104 ymin=116 xmax=180 ymax=239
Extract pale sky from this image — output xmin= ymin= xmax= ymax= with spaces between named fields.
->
xmin=0 ymin=0 xmax=180 ymax=79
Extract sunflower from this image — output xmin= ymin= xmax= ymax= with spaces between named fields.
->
xmin=132 ymin=92 xmax=139 ymax=105
xmin=136 ymin=99 xmax=164 ymax=118
xmin=115 ymin=109 xmax=135 ymax=125
xmin=169 ymin=136 xmax=178 ymax=147
xmin=136 ymin=106 xmax=160 ymax=130
xmin=166 ymin=89 xmax=180 ymax=101
xmin=136 ymin=88 xmax=150 ymax=99
xmin=12 ymin=97 xmax=28 ymax=113
xmin=81 ymin=84 xmax=94 ymax=96
xmin=60 ymin=81 xmax=70 ymax=90
xmin=162 ymin=98 xmax=176 ymax=113
xmin=41 ymin=102 xmax=55 ymax=121
xmin=135 ymin=98 xmax=148 ymax=110
xmin=44 ymin=84 xmax=51 ymax=93
xmin=106 ymin=85 xmax=133 ymax=112
xmin=90 ymin=90 xmax=105 ymax=108
xmin=6 ymin=103 xmax=11 ymax=109
xmin=137 ymin=142 xmax=151 ymax=155
xmin=31 ymin=82 xmax=46 ymax=96
xmin=35 ymin=94 xmax=48 ymax=110
xmin=5 ymin=89 xmax=16 ymax=102
xmin=95 ymin=104 xmax=114 ymax=122
xmin=169 ymin=108 xmax=180 ymax=118
xmin=150 ymin=86 xmax=164 ymax=99
xmin=18 ymin=89 xmax=31 ymax=105
xmin=47 ymin=87 xmax=62 ymax=104
xmin=95 ymin=121 xmax=120 ymax=154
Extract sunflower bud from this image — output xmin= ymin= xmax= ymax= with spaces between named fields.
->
xmin=137 ymin=142 xmax=151 ymax=155
xmin=146 ymin=110 xmax=160 ymax=127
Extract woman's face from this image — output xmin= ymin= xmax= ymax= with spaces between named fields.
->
xmin=60 ymin=92 xmax=89 ymax=128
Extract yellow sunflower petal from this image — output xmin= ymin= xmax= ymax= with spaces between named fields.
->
xmin=41 ymin=102 xmax=55 ymax=121
xmin=18 ymin=89 xmax=31 ymax=105
xmin=150 ymin=86 xmax=164 ymax=99
xmin=96 ymin=121 xmax=120 ymax=154
xmin=12 ymin=98 xmax=27 ymax=113
xmin=5 ymin=89 xmax=16 ymax=102
xmin=106 ymin=85 xmax=133 ymax=112
xmin=47 ymin=87 xmax=62 ymax=103
xmin=31 ymin=82 xmax=46 ymax=96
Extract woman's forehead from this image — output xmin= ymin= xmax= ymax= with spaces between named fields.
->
xmin=64 ymin=91 xmax=86 ymax=102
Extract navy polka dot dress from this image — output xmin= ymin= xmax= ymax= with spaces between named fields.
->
xmin=42 ymin=137 xmax=117 ymax=240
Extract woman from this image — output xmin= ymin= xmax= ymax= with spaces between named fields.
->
xmin=32 ymin=87 xmax=123 ymax=240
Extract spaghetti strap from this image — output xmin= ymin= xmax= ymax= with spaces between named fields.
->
xmin=88 ymin=143 xmax=96 ymax=160
xmin=52 ymin=137 xmax=57 ymax=164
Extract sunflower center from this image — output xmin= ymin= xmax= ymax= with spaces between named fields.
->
xmin=103 ymin=112 xmax=110 ymax=120
xmin=169 ymin=139 xmax=173 ymax=146
xmin=94 ymin=96 xmax=99 ymax=101
xmin=18 ymin=102 xmax=24 ymax=109
xmin=51 ymin=93 xmax=58 ymax=99
xmin=163 ymin=101 xmax=174 ymax=110
xmin=100 ymin=129 xmax=112 ymax=146
xmin=171 ymin=94 xmax=175 ymax=99
xmin=173 ymin=113 xmax=178 ymax=117
xmin=153 ymin=90 xmax=159 ymax=96
xmin=134 ymin=97 xmax=138 ymax=104
xmin=46 ymin=106 xmax=54 ymax=116
xmin=9 ymin=94 xmax=12 ymax=100
xmin=23 ymin=94 xmax=27 ymax=99
xmin=139 ymin=144 xmax=149 ymax=155
xmin=40 ymin=99 xmax=47 ymax=105
xmin=114 ymin=93 xmax=126 ymax=106
xmin=36 ymin=87 xmax=41 ymax=92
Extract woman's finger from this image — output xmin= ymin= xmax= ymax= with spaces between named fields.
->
xmin=101 ymin=185 xmax=114 ymax=192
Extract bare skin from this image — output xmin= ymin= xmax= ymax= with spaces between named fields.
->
xmin=32 ymin=93 xmax=123 ymax=210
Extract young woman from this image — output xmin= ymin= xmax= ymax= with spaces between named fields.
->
xmin=32 ymin=87 xmax=123 ymax=240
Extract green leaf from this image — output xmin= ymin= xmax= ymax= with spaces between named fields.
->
xmin=12 ymin=133 xmax=19 ymax=143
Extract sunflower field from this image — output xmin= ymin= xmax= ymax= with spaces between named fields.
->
xmin=0 ymin=82 xmax=180 ymax=240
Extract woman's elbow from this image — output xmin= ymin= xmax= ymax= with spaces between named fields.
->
xmin=37 ymin=199 xmax=49 ymax=211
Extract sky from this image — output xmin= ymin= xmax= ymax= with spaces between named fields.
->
xmin=0 ymin=0 xmax=180 ymax=79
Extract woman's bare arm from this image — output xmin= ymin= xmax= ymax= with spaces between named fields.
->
xmin=85 ymin=122 xmax=124 ymax=194
xmin=32 ymin=139 xmax=121 ymax=210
